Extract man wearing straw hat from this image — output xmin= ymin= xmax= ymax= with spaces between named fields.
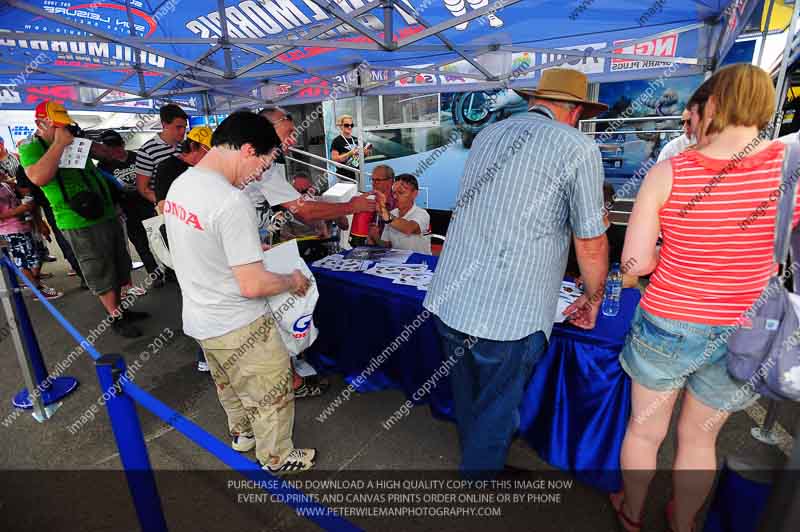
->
xmin=423 ymin=68 xmax=610 ymax=477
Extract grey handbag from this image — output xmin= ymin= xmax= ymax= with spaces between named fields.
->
xmin=726 ymin=144 xmax=800 ymax=401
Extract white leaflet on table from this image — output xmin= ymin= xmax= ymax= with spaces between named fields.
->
xmin=350 ymin=247 xmax=414 ymax=264
xmin=311 ymin=254 xmax=346 ymax=268
xmin=391 ymin=272 xmax=433 ymax=286
xmin=374 ymin=262 xmax=428 ymax=271
xmin=59 ymin=138 xmax=92 ymax=169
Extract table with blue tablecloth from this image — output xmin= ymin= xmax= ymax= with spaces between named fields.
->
xmin=308 ymin=253 xmax=640 ymax=492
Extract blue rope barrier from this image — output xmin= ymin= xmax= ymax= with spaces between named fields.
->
xmin=122 ymin=380 xmax=361 ymax=532
xmin=1 ymin=256 xmax=103 ymax=361
xmin=2 ymin=255 xmax=360 ymax=529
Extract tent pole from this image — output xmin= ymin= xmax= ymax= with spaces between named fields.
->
xmin=758 ymin=0 xmax=777 ymax=67
xmin=203 ymin=92 xmax=212 ymax=127
xmin=356 ymin=87 xmax=365 ymax=193
xmin=771 ymin=0 xmax=800 ymax=138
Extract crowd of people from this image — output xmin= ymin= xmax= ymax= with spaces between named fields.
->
xmin=2 ymin=61 xmax=789 ymax=529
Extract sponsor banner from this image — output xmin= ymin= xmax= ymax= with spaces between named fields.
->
xmin=0 ymin=85 xmax=21 ymax=104
xmin=540 ymin=43 xmax=606 ymax=75
xmin=610 ymin=34 xmax=679 ymax=71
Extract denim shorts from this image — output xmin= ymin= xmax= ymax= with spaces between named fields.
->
xmin=620 ymin=306 xmax=759 ymax=412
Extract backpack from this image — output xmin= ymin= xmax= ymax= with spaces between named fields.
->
xmin=726 ymin=143 xmax=800 ymax=401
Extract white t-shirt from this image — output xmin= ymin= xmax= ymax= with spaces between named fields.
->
xmin=381 ymin=205 xmax=431 ymax=254
xmin=657 ymin=134 xmax=695 ymax=162
xmin=165 ymin=166 xmax=266 ymax=340
xmin=243 ymin=163 xmax=300 ymax=233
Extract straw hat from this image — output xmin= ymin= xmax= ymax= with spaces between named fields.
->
xmin=515 ymin=68 xmax=608 ymax=118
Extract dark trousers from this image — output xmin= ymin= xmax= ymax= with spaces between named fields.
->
xmin=43 ymin=205 xmax=82 ymax=277
xmin=434 ymin=315 xmax=547 ymax=478
xmin=122 ymin=194 xmax=159 ymax=275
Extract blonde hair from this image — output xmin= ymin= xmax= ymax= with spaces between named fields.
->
xmin=705 ymin=64 xmax=775 ymax=135
xmin=336 ymin=114 xmax=353 ymax=127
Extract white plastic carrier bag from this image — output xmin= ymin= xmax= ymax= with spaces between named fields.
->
xmin=262 ymin=239 xmax=319 ymax=356
xmin=141 ymin=214 xmax=172 ymax=269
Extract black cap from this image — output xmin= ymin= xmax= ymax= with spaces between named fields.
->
xmin=99 ymin=129 xmax=124 ymax=147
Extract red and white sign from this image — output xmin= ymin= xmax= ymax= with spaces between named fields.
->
xmin=611 ymin=34 xmax=679 ymax=71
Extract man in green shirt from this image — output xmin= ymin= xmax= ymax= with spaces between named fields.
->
xmin=18 ymin=101 xmax=149 ymax=337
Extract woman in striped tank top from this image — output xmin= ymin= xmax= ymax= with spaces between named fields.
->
xmin=610 ymin=64 xmax=793 ymax=531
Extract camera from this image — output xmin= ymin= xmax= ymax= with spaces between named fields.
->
xmin=65 ymin=123 xmax=84 ymax=137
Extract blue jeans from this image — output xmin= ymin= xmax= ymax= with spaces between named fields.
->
xmin=434 ymin=316 xmax=547 ymax=478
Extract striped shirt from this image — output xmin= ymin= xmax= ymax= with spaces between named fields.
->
xmin=641 ymin=141 xmax=800 ymax=325
xmin=423 ymin=106 xmax=607 ymax=341
xmin=135 ymin=135 xmax=176 ymax=191
xmin=0 ymin=152 xmax=20 ymax=179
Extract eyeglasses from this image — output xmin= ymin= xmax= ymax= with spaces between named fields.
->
xmin=342 ymin=123 xmax=354 ymax=128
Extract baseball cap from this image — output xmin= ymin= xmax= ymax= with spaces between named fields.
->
xmin=99 ymin=129 xmax=124 ymax=147
xmin=186 ymin=126 xmax=212 ymax=148
xmin=34 ymin=100 xmax=73 ymax=127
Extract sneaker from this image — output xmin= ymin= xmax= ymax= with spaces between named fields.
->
xmin=124 ymin=286 xmax=147 ymax=297
xmin=111 ymin=317 xmax=142 ymax=338
xmin=293 ymin=376 xmax=329 ymax=399
xmin=263 ymin=448 xmax=317 ymax=475
xmin=197 ymin=360 xmax=210 ymax=372
xmin=44 ymin=255 xmax=58 ymax=263
xmin=33 ymin=285 xmax=63 ymax=301
xmin=123 ymin=309 xmax=150 ymax=322
xmin=232 ymin=433 xmax=256 ymax=452
xmin=67 ymin=269 xmax=78 ymax=277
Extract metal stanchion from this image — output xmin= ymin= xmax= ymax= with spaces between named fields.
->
xmin=752 ymin=400 xmax=782 ymax=446
xmin=0 ymin=246 xmax=78 ymax=421
xmin=95 ymin=354 xmax=168 ymax=532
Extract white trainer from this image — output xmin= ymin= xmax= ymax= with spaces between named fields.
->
xmin=231 ymin=433 xmax=256 ymax=452
xmin=264 ymin=448 xmax=317 ymax=475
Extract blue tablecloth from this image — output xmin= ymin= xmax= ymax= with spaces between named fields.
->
xmin=308 ymin=253 xmax=640 ymax=492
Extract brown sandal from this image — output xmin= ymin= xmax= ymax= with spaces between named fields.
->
xmin=610 ymin=491 xmax=643 ymax=531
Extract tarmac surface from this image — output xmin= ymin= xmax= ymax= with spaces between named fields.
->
xmin=0 ymin=249 xmax=798 ymax=532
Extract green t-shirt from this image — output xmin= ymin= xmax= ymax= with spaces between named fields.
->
xmin=18 ymin=136 xmax=115 ymax=230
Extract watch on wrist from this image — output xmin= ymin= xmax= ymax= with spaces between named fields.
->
xmin=382 ymin=212 xmax=393 ymax=223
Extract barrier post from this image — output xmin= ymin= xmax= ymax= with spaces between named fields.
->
xmin=95 ymin=354 xmax=168 ymax=532
xmin=0 ymin=248 xmax=78 ymax=421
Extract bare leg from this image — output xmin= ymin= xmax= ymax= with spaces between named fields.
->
xmin=618 ymin=382 xmax=680 ymax=527
xmin=671 ymin=390 xmax=730 ymax=532
xmin=97 ymin=287 xmax=122 ymax=316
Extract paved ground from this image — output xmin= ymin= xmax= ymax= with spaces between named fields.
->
xmin=0 ymin=250 xmax=798 ymax=531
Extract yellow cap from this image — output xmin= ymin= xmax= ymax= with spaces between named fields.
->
xmin=35 ymin=100 xmax=73 ymax=127
xmin=186 ymin=126 xmax=212 ymax=148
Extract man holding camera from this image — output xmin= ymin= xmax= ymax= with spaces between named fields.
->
xmin=18 ymin=101 xmax=148 ymax=337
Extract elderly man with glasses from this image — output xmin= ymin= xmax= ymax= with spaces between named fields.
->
xmin=243 ymin=106 xmax=376 ymax=247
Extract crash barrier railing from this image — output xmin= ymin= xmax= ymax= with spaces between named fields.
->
xmin=287 ymin=146 xmax=360 ymax=185
xmin=0 ymin=250 xmax=360 ymax=532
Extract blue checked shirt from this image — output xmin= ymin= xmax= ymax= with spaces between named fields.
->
xmin=423 ymin=105 xmax=606 ymax=341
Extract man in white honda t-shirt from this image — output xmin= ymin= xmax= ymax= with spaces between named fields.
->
xmin=164 ymin=111 xmax=316 ymax=475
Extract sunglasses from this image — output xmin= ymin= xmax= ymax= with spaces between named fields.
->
xmin=342 ymin=123 xmax=354 ymax=128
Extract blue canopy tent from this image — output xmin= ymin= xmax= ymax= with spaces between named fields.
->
xmin=0 ymin=0 xmax=762 ymax=114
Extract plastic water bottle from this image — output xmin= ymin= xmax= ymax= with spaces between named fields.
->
xmin=602 ymin=262 xmax=622 ymax=317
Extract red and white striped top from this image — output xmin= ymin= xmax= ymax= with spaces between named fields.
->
xmin=641 ymin=141 xmax=800 ymax=325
